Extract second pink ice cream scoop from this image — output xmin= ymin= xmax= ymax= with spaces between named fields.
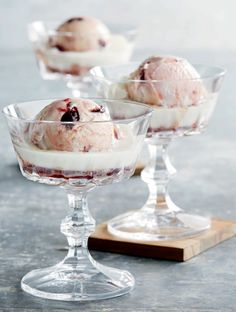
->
xmin=126 ymin=56 xmax=204 ymax=107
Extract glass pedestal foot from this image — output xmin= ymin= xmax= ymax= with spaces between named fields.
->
xmin=108 ymin=139 xmax=211 ymax=241
xmin=21 ymin=187 xmax=135 ymax=301
xmin=108 ymin=209 xmax=211 ymax=241
xmin=21 ymin=258 xmax=134 ymax=301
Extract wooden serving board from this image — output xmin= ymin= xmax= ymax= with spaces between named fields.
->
xmin=88 ymin=219 xmax=236 ymax=261
xmin=133 ymin=162 xmax=144 ymax=176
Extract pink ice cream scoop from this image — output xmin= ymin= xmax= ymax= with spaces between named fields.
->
xmin=29 ymin=98 xmax=116 ymax=152
xmin=126 ymin=56 xmax=204 ymax=107
xmin=49 ymin=17 xmax=110 ymax=52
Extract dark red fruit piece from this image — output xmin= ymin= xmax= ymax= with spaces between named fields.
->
xmin=67 ymin=17 xmax=84 ymax=23
xmin=64 ymin=98 xmax=71 ymax=105
xmin=98 ymin=39 xmax=106 ymax=47
xmin=91 ymin=105 xmax=105 ymax=113
xmin=140 ymin=68 xmax=145 ymax=80
xmin=54 ymin=44 xmax=66 ymax=52
xmin=61 ymin=106 xmax=80 ymax=129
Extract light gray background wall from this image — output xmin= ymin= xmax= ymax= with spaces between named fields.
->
xmin=0 ymin=0 xmax=235 ymax=52
xmin=1 ymin=2 xmax=236 ymax=311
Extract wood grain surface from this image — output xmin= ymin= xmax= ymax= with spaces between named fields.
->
xmin=89 ymin=219 xmax=236 ymax=261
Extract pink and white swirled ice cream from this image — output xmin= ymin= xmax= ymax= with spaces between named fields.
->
xmin=126 ymin=56 xmax=203 ymax=107
xmin=28 ymin=98 xmax=116 ymax=152
xmin=50 ymin=17 xmax=111 ymax=52
xmin=106 ymin=55 xmax=216 ymax=134
xmin=16 ymin=98 xmax=143 ymax=180
xmin=30 ymin=16 xmax=134 ymax=76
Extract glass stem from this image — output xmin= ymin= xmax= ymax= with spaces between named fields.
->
xmin=66 ymin=77 xmax=92 ymax=98
xmin=60 ymin=186 xmax=95 ymax=265
xmin=141 ymin=139 xmax=180 ymax=214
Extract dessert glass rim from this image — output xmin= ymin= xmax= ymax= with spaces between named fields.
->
xmin=28 ymin=20 xmax=137 ymax=38
xmin=2 ymin=98 xmax=152 ymax=124
xmin=90 ymin=62 xmax=226 ymax=83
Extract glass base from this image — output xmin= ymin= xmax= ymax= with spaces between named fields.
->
xmin=21 ymin=260 xmax=134 ymax=301
xmin=108 ymin=209 xmax=211 ymax=241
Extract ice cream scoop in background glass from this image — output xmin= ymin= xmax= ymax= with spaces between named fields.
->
xmin=3 ymin=98 xmax=152 ymax=301
xmin=28 ymin=17 xmax=136 ymax=97
xmin=91 ymin=56 xmax=226 ymax=241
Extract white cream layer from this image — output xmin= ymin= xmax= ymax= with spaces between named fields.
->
xmin=44 ymin=35 xmax=133 ymax=69
xmin=16 ymin=125 xmax=143 ymax=171
xmin=149 ymin=98 xmax=216 ymax=129
xmin=105 ymin=83 xmax=217 ymax=130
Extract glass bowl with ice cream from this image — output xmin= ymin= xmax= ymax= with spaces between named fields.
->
xmin=28 ymin=17 xmax=136 ymax=96
xmin=91 ymin=55 xmax=226 ymax=241
xmin=3 ymin=97 xmax=152 ymax=301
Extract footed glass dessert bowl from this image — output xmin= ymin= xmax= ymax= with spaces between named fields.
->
xmin=91 ymin=58 xmax=226 ymax=241
xmin=28 ymin=19 xmax=136 ymax=97
xmin=3 ymin=98 xmax=152 ymax=301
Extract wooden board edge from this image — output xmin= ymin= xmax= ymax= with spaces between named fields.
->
xmin=89 ymin=219 xmax=236 ymax=262
xmin=88 ymin=236 xmax=184 ymax=261
xmin=183 ymin=220 xmax=236 ymax=261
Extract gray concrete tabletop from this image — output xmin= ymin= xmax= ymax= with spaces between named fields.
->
xmin=0 ymin=29 xmax=236 ymax=312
